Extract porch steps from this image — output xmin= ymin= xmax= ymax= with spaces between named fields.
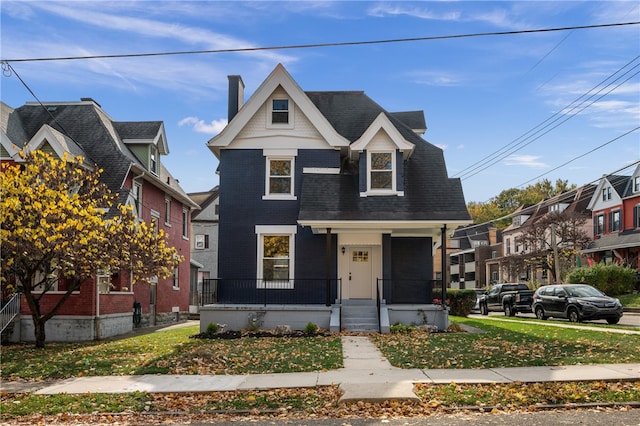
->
xmin=341 ymin=300 xmax=379 ymax=333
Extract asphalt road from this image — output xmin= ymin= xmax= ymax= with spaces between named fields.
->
xmin=178 ymin=408 xmax=640 ymax=425
xmin=469 ymin=311 xmax=640 ymax=328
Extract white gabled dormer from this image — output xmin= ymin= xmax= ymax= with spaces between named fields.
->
xmin=21 ymin=124 xmax=93 ymax=169
xmin=121 ymin=123 xmax=168 ymax=177
xmin=587 ymin=175 xmax=624 ymax=212
xmin=349 ymin=113 xmax=415 ymax=197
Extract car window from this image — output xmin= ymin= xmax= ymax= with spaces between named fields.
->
xmin=569 ymin=285 xmax=605 ymax=297
xmin=554 ymin=288 xmax=567 ymax=297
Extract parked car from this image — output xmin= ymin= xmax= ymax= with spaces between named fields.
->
xmin=531 ymin=284 xmax=623 ymax=324
xmin=471 ymin=289 xmax=485 ymax=314
xmin=479 ymin=283 xmax=534 ymax=316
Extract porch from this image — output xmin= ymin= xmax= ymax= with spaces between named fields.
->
xmin=198 ymin=278 xmax=449 ymax=333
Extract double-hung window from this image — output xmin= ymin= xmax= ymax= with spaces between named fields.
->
xmin=594 ymin=213 xmax=605 ymax=235
xmin=133 ymin=182 xmax=143 ymax=219
xmin=369 ymin=151 xmax=394 ymax=191
xmin=256 ymin=225 xmax=296 ymax=288
xmin=271 ymin=99 xmax=289 ymax=124
xmin=609 ymin=210 xmax=621 ymax=232
xmin=263 ymin=155 xmax=296 ymax=200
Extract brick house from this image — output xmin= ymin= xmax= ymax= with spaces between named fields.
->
xmin=1 ymin=99 xmax=198 ymax=342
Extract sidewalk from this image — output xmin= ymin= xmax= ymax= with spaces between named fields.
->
xmin=3 ymin=335 xmax=640 ymax=403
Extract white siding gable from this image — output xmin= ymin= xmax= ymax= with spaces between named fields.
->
xmin=234 ymin=86 xmax=331 ymax=150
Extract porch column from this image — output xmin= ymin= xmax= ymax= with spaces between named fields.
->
xmin=441 ymin=225 xmax=447 ymax=304
xmin=325 ymin=227 xmax=331 ymax=306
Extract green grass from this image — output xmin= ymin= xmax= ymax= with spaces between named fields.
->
xmin=372 ymin=316 xmax=640 ymax=369
xmin=619 ymin=292 xmax=640 ymax=307
xmin=0 ymin=392 xmax=150 ymax=416
xmin=0 ymin=325 xmax=343 ymax=380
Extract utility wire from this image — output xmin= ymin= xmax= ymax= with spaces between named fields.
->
xmin=1 ymin=21 xmax=638 ymax=63
xmin=454 ymin=56 xmax=640 ymax=180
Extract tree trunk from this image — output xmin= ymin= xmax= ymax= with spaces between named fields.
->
xmin=33 ymin=315 xmax=46 ymax=349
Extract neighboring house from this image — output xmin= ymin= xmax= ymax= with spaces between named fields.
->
xmin=584 ymin=166 xmax=640 ymax=277
xmin=202 ymin=64 xmax=471 ymax=333
xmin=0 ymin=99 xmax=198 ymax=342
xmin=188 ymin=186 xmax=220 ymax=311
xmin=494 ymin=185 xmax=595 ymax=285
xmin=448 ymin=224 xmax=501 ymax=290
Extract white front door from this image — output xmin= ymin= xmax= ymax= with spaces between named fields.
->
xmin=348 ymin=246 xmax=373 ymax=299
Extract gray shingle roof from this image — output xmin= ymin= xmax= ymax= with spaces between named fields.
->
xmin=299 ymin=91 xmax=470 ymax=222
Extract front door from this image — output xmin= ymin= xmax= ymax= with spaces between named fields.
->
xmin=349 ymin=246 xmax=373 ymax=299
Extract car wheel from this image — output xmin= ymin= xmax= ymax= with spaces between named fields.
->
xmin=607 ymin=318 xmax=620 ymax=325
xmin=480 ymin=303 xmax=488 ymax=315
xmin=504 ymin=304 xmax=514 ymax=317
xmin=568 ymin=308 xmax=580 ymax=323
xmin=535 ymin=306 xmax=547 ymax=320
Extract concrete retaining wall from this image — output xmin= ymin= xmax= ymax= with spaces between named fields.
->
xmin=20 ymin=313 xmax=134 ymax=342
xmin=200 ymin=305 xmax=332 ymax=332
xmin=387 ymin=305 xmax=449 ymax=331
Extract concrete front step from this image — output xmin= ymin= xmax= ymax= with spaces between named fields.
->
xmin=342 ymin=303 xmax=379 ymax=332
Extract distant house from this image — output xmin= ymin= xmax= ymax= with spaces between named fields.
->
xmin=201 ymin=64 xmax=471 ymax=333
xmin=495 ymin=185 xmax=595 ymax=285
xmin=188 ymin=186 xmax=220 ymax=311
xmin=584 ymin=165 xmax=640 ymax=276
xmin=1 ymin=99 xmax=198 ymax=342
xmin=448 ymin=224 xmax=501 ymax=290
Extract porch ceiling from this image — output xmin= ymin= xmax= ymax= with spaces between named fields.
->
xmin=297 ymin=219 xmax=470 ymax=237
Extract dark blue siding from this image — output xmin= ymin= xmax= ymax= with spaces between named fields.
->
xmin=386 ymin=237 xmax=433 ymax=303
xmin=217 ymin=148 xmax=339 ymax=302
xmin=359 ymin=152 xmax=366 ymax=192
xmin=396 ymin=150 xmax=404 ymax=192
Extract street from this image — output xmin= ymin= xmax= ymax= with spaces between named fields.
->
xmin=176 ymin=408 xmax=640 ymax=425
xmin=469 ymin=311 xmax=640 ymax=328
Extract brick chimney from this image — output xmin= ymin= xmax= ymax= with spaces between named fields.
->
xmin=227 ymin=75 xmax=245 ymax=122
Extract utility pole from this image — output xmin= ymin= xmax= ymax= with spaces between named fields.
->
xmin=550 ymin=223 xmax=561 ymax=283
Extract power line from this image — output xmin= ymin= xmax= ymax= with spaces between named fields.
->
xmin=1 ymin=21 xmax=638 ymax=63
xmin=454 ymin=56 xmax=640 ymax=180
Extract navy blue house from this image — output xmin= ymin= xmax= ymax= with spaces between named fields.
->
xmin=202 ymin=64 xmax=471 ymax=333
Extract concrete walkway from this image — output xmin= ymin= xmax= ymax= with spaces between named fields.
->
xmin=3 ymin=335 xmax=640 ymax=403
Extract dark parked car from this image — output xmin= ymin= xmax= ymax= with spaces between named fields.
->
xmin=479 ymin=283 xmax=534 ymax=316
xmin=532 ymin=284 xmax=623 ymax=324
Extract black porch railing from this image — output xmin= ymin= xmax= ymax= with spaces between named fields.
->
xmin=376 ymin=279 xmax=436 ymax=304
xmin=201 ymin=278 xmax=341 ymax=306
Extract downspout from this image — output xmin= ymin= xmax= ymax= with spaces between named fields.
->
xmin=441 ymin=225 xmax=447 ymax=304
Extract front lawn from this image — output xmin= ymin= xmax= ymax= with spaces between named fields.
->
xmin=0 ymin=325 xmax=343 ymax=380
xmin=619 ymin=292 xmax=640 ymax=307
xmin=372 ymin=316 xmax=640 ymax=369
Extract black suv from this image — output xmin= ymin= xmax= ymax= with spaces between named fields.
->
xmin=532 ymin=284 xmax=623 ymax=324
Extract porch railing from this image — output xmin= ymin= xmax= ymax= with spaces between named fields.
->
xmin=1 ymin=293 xmax=21 ymax=334
xmin=376 ymin=279 xmax=436 ymax=304
xmin=201 ymin=278 xmax=341 ymax=306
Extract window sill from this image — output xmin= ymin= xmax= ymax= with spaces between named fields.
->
xmin=359 ymin=190 xmax=404 ymax=197
xmin=173 ymin=286 xmax=180 ymax=291
xmin=262 ymin=195 xmax=297 ymax=201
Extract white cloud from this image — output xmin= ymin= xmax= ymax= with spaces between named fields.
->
xmin=179 ymin=117 xmax=227 ymax=135
xmin=434 ymin=143 xmax=448 ymax=150
xmin=457 ymin=144 xmax=465 ymax=150
xmin=368 ymin=4 xmax=461 ymax=21
xmin=503 ymin=155 xmax=548 ymax=169
xmin=406 ymin=70 xmax=463 ymax=87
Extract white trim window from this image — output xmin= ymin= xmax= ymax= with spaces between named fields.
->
xmin=164 ymin=196 xmax=171 ymax=226
xmin=150 ymin=146 xmax=158 ymax=175
xmin=133 ymin=181 xmax=143 ymax=219
xmin=256 ymin=225 xmax=296 ymax=288
xmin=263 ymin=157 xmax=296 ymax=200
xmin=182 ymin=208 xmax=189 ymax=239
xmin=267 ymin=98 xmax=293 ymax=128
xmin=150 ymin=210 xmax=160 ymax=234
xmin=368 ymin=151 xmax=395 ymax=192
xmin=194 ymin=234 xmax=209 ymax=249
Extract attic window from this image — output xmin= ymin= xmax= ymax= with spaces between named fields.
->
xmin=602 ymin=187 xmax=612 ymax=201
xmin=271 ymin=99 xmax=289 ymax=124
xmin=634 ymin=176 xmax=639 ymax=193
xmin=150 ymin=146 xmax=158 ymax=175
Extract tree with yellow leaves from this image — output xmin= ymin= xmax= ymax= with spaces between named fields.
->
xmin=0 ymin=150 xmax=181 ymax=348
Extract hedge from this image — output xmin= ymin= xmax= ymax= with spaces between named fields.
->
xmin=445 ymin=289 xmax=478 ymax=317
xmin=564 ymin=263 xmax=636 ymax=296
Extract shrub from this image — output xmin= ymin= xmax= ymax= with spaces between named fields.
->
xmin=304 ymin=322 xmax=318 ymax=335
xmin=445 ymin=289 xmax=478 ymax=317
xmin=390 ymin=323 xmax=417 ymax=334
xmin=565 ymin=263 xmax=636 ymax=296
xmin=205 ymin=322 xmax=219 ymax=334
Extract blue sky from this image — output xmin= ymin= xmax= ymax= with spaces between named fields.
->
xmin=1 ymin=1 xmax=639 ymax=203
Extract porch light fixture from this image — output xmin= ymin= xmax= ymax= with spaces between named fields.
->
xmin=341 ymin=246 xmax=345 ymax=255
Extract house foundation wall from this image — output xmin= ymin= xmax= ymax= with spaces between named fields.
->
xmin=200 ymin=305 xmax=332 ymax=332
xmin=387 ymin=305 xmax=449 ymax=331
xmin=19 ymin=313 xmax=134 ymax=342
